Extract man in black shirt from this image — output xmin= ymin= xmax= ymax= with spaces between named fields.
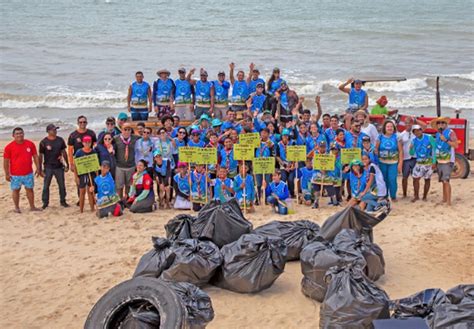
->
xmin=39 ymin=124 xmax=69 ymax=209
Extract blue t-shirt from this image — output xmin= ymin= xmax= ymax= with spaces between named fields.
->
xmin=233 ymin=174 xmax=255 ymax=202
xmin=213 ymin=80 xmax=230 ymax=106
xmin=153 ymin=78 xmax=174 ymax=105
xmin=248 ymin=77 xmax=265 ymax=94
xmin=130 ymin=81 xmax=150 ymax=109
xmin=265 ymin=181 xmax=289 ymax=200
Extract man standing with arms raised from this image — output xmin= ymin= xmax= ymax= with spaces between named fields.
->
xmin=229 ymin=62 xmax=250 ymax=116
xmin=127 ymin=71 xmax=152 ymax=121
xmin=3 ymin=127 xmax=42 ymax=213
xmin=187 ymin=68 xmax=214 ymax=119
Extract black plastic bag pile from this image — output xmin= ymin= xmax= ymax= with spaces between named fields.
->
xmin=133 ymin=237 xmax=175 ymax=278
xmin=212 ymin=233 xmax=287 ymax=293
xmin=390 ymin=284 xmax=474 ymax=328
xmin=252 ymin=219 xmax=323 ymax=260
xmin=320 ymin=264 xmax=390 ymax=328
xmin=165 ymin=214 xmax=196 ymax=241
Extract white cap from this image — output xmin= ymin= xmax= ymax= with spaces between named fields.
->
xmin=412 ymin=124 xmax=422 ymax=130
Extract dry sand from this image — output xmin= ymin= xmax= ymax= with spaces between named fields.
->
xmin=0 ymin=139 xmax=473 ymax=329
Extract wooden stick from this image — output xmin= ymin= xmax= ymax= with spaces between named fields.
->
xmin=242 ymin=163 xmax=247 ymax=214
xmin=188 ymin=164 xmax=193 ymax=203
xmin=295 ymin=162 xmax=299 ymax=203
xmin=319 ymin=172 xmax=324 ymax=207
xmin=205 ymin=165 xmax=208 ymax=204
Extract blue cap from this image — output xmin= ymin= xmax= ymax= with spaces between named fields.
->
xmin=222 ymin=122 xmax=234 ymax=130
xmin=117 ymin=112 xmax=128 ymax=120
xmin=282 ymin=128 xmax=291 ymax=136
xmin=280 ymin=80 xmax=287 ymax=86
xmin=191 ymin=129 xmax=201 ymax=135
xmin=199 ymin=114 xmax=211 ymax=123
xmin=354 ymin=79 xmax=363 ymax=83
xmin=190 ymin=124 xmax=199 ymax=131
xmin=211 ymin=118 xmax=223 ymax=127
xmin=153 ymin=150 xmax=162 ymax=157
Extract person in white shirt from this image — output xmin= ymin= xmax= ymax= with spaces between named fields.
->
xmin=355 ymin=110 xmax=378 ymax=144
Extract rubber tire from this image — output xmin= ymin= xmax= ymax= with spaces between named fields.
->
xmin=84 ymin=277 xmax=185 ymax=329
xmin=452 ymin=153 xmax=470 ymax=179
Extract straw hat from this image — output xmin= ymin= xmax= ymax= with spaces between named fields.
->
xmin=354 ymin=110 xmax=368 ymax=118
xmin=157 ymin=69 xmax=170 ymax=75
xmin=430 ymin=117 xmax=450 ymax=129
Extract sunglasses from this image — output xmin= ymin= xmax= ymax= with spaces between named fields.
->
xmin=178 ymin=131 xmax=186 ymax=134
xmin=79 ymin=121 xmax=87 ymax=124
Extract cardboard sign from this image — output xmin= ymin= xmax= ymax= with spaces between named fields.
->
xmin=193 ymin=148 xmax=217 ymax=165
xmin=178 ymin=147 xmax=195 ymax=163
xmin=239 ymin=132 xmax=260 ymax=148
xmin=253 ymin=157 xmax=275 ymax=174
xmin=286 ymin=145 xmax=306 ymax=162
xmin=313 ymin=154 xmax=336 ymax=171
xmin=74 ymin=154 xmax=100 ymax=175
xmin=341 ymin=148 xmax=361 ymax=164
xmin=234 ymin=144 xmax=254 ymax=160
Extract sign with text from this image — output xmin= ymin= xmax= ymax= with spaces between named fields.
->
xmin=234 ymin=144 xmax=254 ymax=160
xmin=313 ymin=154 xmax=336 ymax=171
xmin=253 ymin=157 xmax=275 ymax=174
xmin=178 ymin=147 xmax=195 ymax=163
xmin=74 ymin=154 xmax=100 ymax=175
xmin=341 ymin=148 xmax=361 ymax=164
xmin=286 ymin=145 xmax=307 ymax=162
xmin=193 ymin=148 xmax=217 ymax=164
xmin=239 ymin=132 xmax=260 ymax=148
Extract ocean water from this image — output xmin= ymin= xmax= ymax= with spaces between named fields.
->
xmin=0 ymin=0 xmax=473 ymax=137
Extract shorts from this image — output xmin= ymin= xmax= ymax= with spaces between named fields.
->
xmin=115 ymin=166 xmax=136 ymax=189
xmin=402 ymin=158 xmax=417 ymax=178
xmin=194 ymin=106 xmax=210 ymax=120
xmin=10 ymin=173 xmax=34 ymax=190
xmin=78 ymin=174 xmax=96 ymax=189
xmin=156 ymin=105 xmax=174 ymax=119
xmin=131 ymin=108 xmax=149 ymax=121
xmin=437 ymin=162 xmax=454 ymax=182
xmin=412 ymin=164 xmax=433 ymax=180
xmin=156 ymin=174 xmax=170 ymax=187
xmin=174 ymin=105 xmax=194 ymax=121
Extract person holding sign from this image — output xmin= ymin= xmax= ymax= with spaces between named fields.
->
xmin=255 ymin=128 xmax=275 ymax=202
xmin=311 ymin=141 xmax=339 ymax=209
xmin=219 ymin=137 xmax=238 ymax=178
xmin=298 ymin=158 xmax=314 ymax=206
xmin=126 ymin=160 xmax=155 ymax=213
xmin=191 ymin=164 xmax=210 ymax=212
xmin=234 ymin=162 xmax=255 ymax=212
xmin=173 ymin=162 xmax=192 ymax=210
xmin=74 ymin=135 xmax=97 ymax=213
xmin=153 ymin=151 xmax=172 ymax=209
xmin=306 ymin=122 xmax=327 ymax=157
xmin=276 ymin=129 xmax=296 ymax=198
xmin=93 ymin=161 xmax=123 ymax=219
xmin=264 ymin=169 xmax=290 ymax=215
xmin=212 ymin=167 xmax=234 ymax=202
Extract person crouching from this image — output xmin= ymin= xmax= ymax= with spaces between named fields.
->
xmin=126 ymin=160 xmax=155 ymax=213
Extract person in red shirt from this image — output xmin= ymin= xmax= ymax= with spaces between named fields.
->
xmin=3 ymin=127 xmax=42 ymax=213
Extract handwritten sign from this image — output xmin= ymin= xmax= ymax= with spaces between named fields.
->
xmin=234 ymin=144 xmax=254 ymax=160
xmin=239 ymin=132 xmax=260 ymax=148
xmin=179 ymin=147 xmax=195 ymax=163
xmin=253 ymin=157 xmax=275 ymax=174
xmin=193 ymin=148 xmax=217 ymax=164
xmin=313 ymin=154 xmax=336 ymax=171
xmin=341 ymin=148 xmax=361 ymax=164
xmin=286 ymin=145 xmax=306 ymax=162
xmin=74 ymin=154 xmax=100 ymax=175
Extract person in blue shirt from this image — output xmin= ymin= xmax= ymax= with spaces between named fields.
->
xmin=344 ymin=159 xmax=368 ymax=208
xmin=306 ymin=122 xmax=327 ymax=157
xmin=218 ymin=137 xmax=238 ymax=178
xmin=212 ymin=71 xmax=231 ymax=120
xmin=266 ymin=68 xmax=284 ymax=115
xmin=298 ymin=158 xmax=314 ymax=206
xmin=345 ymin=119 xmax=369 ymax=148
xmin=325 ymin=115 xmax=342 ymax=144
xmin=153 ymin=69 xmax=175 ymax=119
xmin=134 ymin=127 xmax=154 ymax=170
xmin=94 ymin=160 xmax=123 ymax=218
xmin=191 ymin=164 xmax=210 ymax=212
xmin=246 ymin=82 xmax=268 ymax=118
xmin=153 ymin=151 xmax=172 ymax=209
xmin=338 ymin=77 xmax=369 ymax=114
xmin=188 ymin=129 xmax=206 ymax=148
xmin=229 ymin=62 xmax=250 ymax=115
xmin=187 ymin=68 xmax=215 ymax=119
xmin=173 ymin=162 xmax=192 ymax=210
xmin=265 ymin=169 xmax=290 ymax=215
xmin=361 ymin=135 xmax=378 ymax=165
xmin=233 ymin=162 xmax=256 ymax=212
xmin=212 ymin=167 xmax=235 ymax=202
xmin=173 ymin=68 xmax=194 ymax=121
xmin=127 ymin=71 xmax=152 ymax=121
xmin=276 ymin=128 xmax=296 ymax=198
xmin=254 ymin=128 xmax=275 ymax=203
xmin=311 ymin=141 xmax=339 ymax=209
xmin=211 ymin=119 xmax=223 ymax=136
xmin=330 ymin=145 xmax=343 ymax=203
xmin=246 ymin=63 xmax=266 ymax=94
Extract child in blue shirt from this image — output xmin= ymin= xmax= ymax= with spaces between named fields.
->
xmin=265 ymin=169 xmax=290 ymax=215
xmin=233 ymin=162 xmax=256 ymax=212
xmin=212 ymin=167 xmax=235 ymax=202
xmin=298 ymin=158 xmax=314 ymax=206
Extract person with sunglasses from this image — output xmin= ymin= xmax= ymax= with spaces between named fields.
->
xmin=431 ymin=117 xmax=458 ymax=206
xmin=114 ymin=122 xmax=139 ymax=199
xmin=344 ymin=118 xmax=368 ymax=149
xmin=95 ymin=132 xmax=116 ymax=179
xmin=173 ymin=128 xmax=188 ymax=166
xmin=154 ymin=127 xmax=177 ymax=171
xmin=134 ymin=127 xmax=155 ymax=171
xmin=97 ymin=117 xmax=121 ymax=143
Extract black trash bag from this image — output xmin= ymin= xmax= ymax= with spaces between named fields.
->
xmin=212 ymin=233 xmax=287 ymax=293
xmin=252 ymin=219 xmax=323 ymax=261
xmin=432 ymin=301 xmax=474 ymax=329
xmin=320 ymin=265 xmax=390 ymax=329
xmin=170 ymin=282 xmax=215 ymax=329
xmin=119 ymin=304 xmax=161 ymax=329
xmin=333 ymin=228 xmax=385 ymax=281
xmin=133 ymin=237 xmax=175 ymax=278
xmin=191 ymin=198 xmax=253 ymax=248
xmin=446 ymin=284 xmax=474 ymax=304
xmin=161 ymin=239 xmax=222 ymax=286
xmin=300 ymin=240 xmax=365 ymax=302
xmin=390 ymin=288 xmax=448 ymax=321
xmin=165 ymin=214 xmax=196 ymax=241
xmin=320 ymin=206 xmax=383 ymax=242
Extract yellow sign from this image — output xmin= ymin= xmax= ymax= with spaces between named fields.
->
xmin=74 ymin=154 xmax=100 ymax=175
xmin=239 ymin=132 xmax=260 ymax=148
xmin=313 ymin=154 xmax=336 ymax=171
xmin=193 ymin=148 xmax=217 ymax=164
xmin=341 ymin=148 xmax=361 ymax=164
xmin=253 ymin=157 xmax=275 ymax=174
xmin=178 ymin=147 xmax=195 ymax=163
xmin=234 ymin=144 xmax=255 ymax=160
xmin=286 ymin=145 xmax=306 ymax=162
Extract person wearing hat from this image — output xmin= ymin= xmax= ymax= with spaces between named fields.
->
xmin=212 ymin=70 xmax=231 ymax=119
xmin=246 ymin=82 xmax=268 ymax=118
xmin=116 ymin=112 xmax=129 ymax=132
xmin=211 ymin=118 xmax=223 ymax=135
xmin=229 ymin=62 xmax=250 ymax=115
xmin=93 ymin=160 xmax=123 ymax=218
xmin=345 ymin=159 xmax=368 ymax=208
xmin=173 ymin=161 xmax=192 ymax=210
xmin=276 ymin=128 xmax=297 ymax=198
xmin=4 ymin=127 xmax=42 ymax=213
xmin=355 ymin=109 xmax=379 ymax=144
xmin=370 ymin=96 xmax=398 ymax=116
xmin=431 ymin=116 xmax=458 ymax=206
xmin=361 ymin=135 xmax=378 ymax=164
xmin=410 ymin=125 xmax=436 ymax=203
xmin=338 ymin=77 xmax=368 ymax=114
xmin=74 ymin=135 xmax=98 ymax=213
xmin=246 ymin=62 xmax=266 ymax=94
xmin=127 ymin=71 xmax=152 ymax=121
xmin=39 ymin=124 xmax=69 ymax=209
xmin=98 ymin=116 xmax=121 ymax=143
xmin=173 ymin=67 xmax=194 ymax=121
xmin=114 ymin=122 xmax=140 ymax=200
xmin=153 ymin=68 xmax=175 ymax=119
xmin=187 ymin=68 xmax=214 ymax=119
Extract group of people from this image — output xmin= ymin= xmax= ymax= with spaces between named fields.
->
xmin=3 ymin=65 xmax=459 ymax=217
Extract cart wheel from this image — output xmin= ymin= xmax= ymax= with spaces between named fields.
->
xmin=452 ymin=154 xmax=470 ymax=179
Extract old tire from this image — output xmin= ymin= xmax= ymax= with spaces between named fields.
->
xmin=452 ymin=154 xmax=470 ymax=179
xmin=84 ymin=277 xmax=185 ymax=329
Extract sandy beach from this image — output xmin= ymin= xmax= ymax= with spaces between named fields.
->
xmin=1 ymin=139 xmax=473 ymax=329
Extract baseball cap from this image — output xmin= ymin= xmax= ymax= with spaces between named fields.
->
xmin=354 ymin=79 xmax=363 ymax=84
xmin=273 ymin=67 xmax=280 ymax=72
xmin=263 ymin=110 xmax=272 ymax=115
xmin=82 ymin=135 xmax=92 ymax=143
xmin=153 ymin=150 xmax=162 ymax=157
xmin=412 ymin=124 xmax=422 ymax=131
xmin=362 ymin=135 xmax=371 ymax=142
xmin=191 ymin=129 xmax=201 ymax=135
xmin=256 ymin=82 xmax=264 ymax=88
xmin=117 ymin=112 xmax=128 ymax=120
xmin=200 ymin=70 xmax=208 ymax=76
xmin=46 ymin=124 xmax=59 ymax=132
xmin=178 ymin=67 xmax=186 ymax=73
xmin=177 ymin=162 xmax=187 ymax=168
xmin=101 ymin=160 xmax=110 ymax=167
xmin=199 ymin=114 xmax=211 ymax=123
xmin=218 ymin=71 xmax=225 ymax=75
xmin=212 ymin=118 xmax=223 ymax=127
